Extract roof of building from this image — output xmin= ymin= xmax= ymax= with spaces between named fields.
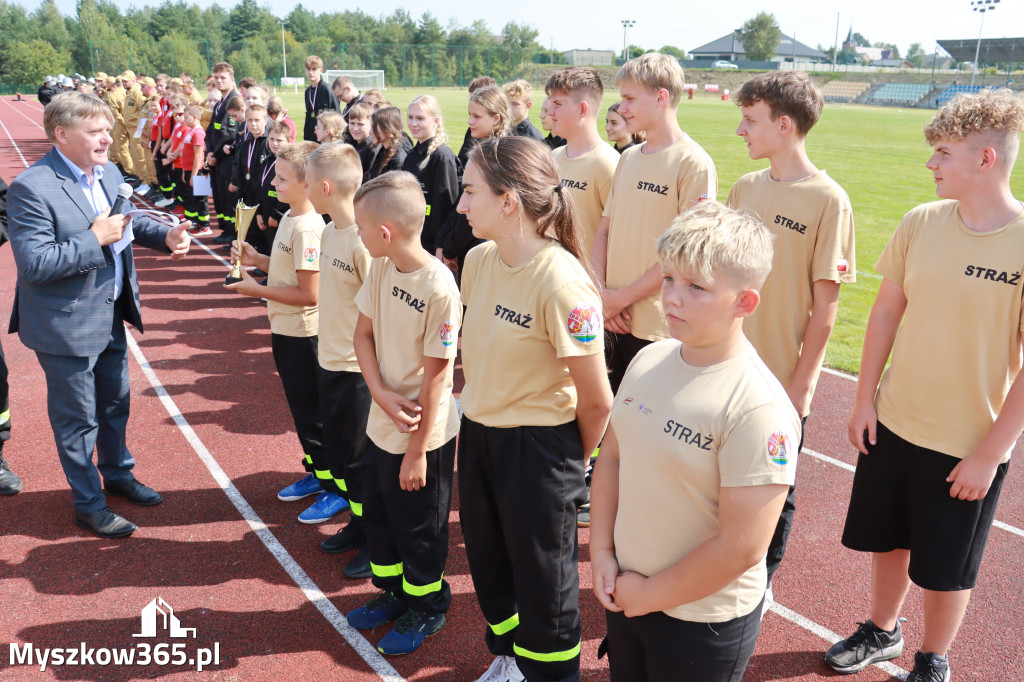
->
xmin=937 ymin=37 xmax=1024 ymax=65
xmin=690 ymin=32 xmax=827 ymax=60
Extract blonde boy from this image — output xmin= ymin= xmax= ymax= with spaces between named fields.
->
xmin=592 ymin=52 xmax=718 ymax=393
xmin=727 ymin=70 xmax=856 ymax=589
xmin=305 ymin=144 xmax=374 ymax=578
xmin=826 ymin=90 xmax=1024 ymax=682
xmin=347 ymin=171 xmax=461 ymax=656
xmin=503 ymin=79 xmax=544 ymax=141
xmin=545 ymin=67 xmax=620 ymax=260
xmin=226 ymin=141 xmax=333 ymax=524
xmin=591 ymin=201 xmax=798 ymax=680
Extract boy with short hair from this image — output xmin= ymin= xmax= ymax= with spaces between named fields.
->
xmin=503 ymin=79 xmax=544 ymax=141
xmin=591 ymin=201 xmax=799 ymax=681
xmin=346 ymin=171 xmax=461 ymax=656
xmin=592 ymin=52 xmax=718 ymax=393
xmin=545 ymin=66 xmax=620 ymax=261
xmin=206 ymin=62 xmax=240 ymax=244
xmin=726 ymin=70 xmax=856 ymax=590
xmin=304 ymin=56 xmax=339 ymax=142
xmin=344 ymin=101 xmax=375 ymax=172
xmin=255 ymin=122 xmax=291 ymax=239
xmin=225 ymin=141 xmax=333 ymax=524
xmin=332 ymin=75 xmax=363 ymax=120
xmin=540 ymin=96 xmax=566 ymax=150
xmin=826 ymin=90 xmax=1024 ymax=682
xmin=305 ymin=144 xmax=374 ymax=577
xmin=234 ymin=104 xmax=272 ymax=255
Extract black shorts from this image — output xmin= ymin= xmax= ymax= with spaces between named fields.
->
xmin=841 ymin=421 xmax=1009 ymax=591
xmin=604 ymin=599 xmax=763 ymax=682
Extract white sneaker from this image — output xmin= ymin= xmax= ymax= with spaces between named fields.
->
xmin=134 ymin=183 xmax=150 ymax=195
xmin=154 ymin=197 xmax=174 ymax=208
xmin=474 ymin=655 xmax=524 ymax=682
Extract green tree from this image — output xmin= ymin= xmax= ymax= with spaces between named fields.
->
xmin=659 ymin=45 xmax=687 ymax=60
xmin=1 ymin=39 xmax=69 ymax=84
xmin=907 ymin=42 xmax=925 ymax=68
xmin=285 ymin=4 xmax=318 ymax=43
xmin=227 ymin=0 xmax=275 ymax=42
xmin=415 ymin=12 xmax=445 ymax=45
xmin=737 ymin=12 xmax=781 ymax=61
xmin=852 ymin=32 xmax=870 ymax=48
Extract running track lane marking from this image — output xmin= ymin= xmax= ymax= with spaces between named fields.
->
xmin=768 ymin=601 xmax=909 ymax=680
xmin=0 ymin=114 xmax=29 ymax=168
xmin=124 ymin=332 xmax=405 ymax=682
xmin=2 ymin=99 xmax=45 ymax=130
xmin=815 ymin=368 xmax=1024 ymax=539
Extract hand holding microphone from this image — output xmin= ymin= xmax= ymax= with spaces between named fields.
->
xmin=91 ymin=183 xmax=133 ymax=246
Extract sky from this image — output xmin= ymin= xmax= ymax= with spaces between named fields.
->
xmin=37 ymin=0 xmax=1024 ymax=58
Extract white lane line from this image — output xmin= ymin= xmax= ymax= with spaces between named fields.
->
xmin=0 ymin=114 xmax=29 ymax=168
xmin=857 ymin=270 xmax=883 ymax=279
xmin=821 ymin=366 xmax=856 ymax=382
xmin=803 ymin=445 xmax=1024 ymax=540
xmin=768 ymin=601 xmax=909 ymax=680
xmin=125 ymin=332 xmax=404 ymax=682
xmin=2 ymin=99 xmax=44 ymax=130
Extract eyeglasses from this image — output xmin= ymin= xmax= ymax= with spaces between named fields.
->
xmin=173 ymin=112 xmax=184 ymax=117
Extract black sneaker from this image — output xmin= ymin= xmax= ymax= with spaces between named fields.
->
xmin=0 ymin=453 xmax=23 ymax=495
xmin=907 ymin=652 xmax=950 ymax=682
xmin=825 ymin=619 xmax=903 ymax=673
xmin=576 ymin=501 xmax=590 ymax=528
xmin=213 ymin=232 xmax=236 ymax=245
xmin=343 ymin=548 xmax=372 ymax=579
xmin=321 ymin=520 xmax=365 ymax=554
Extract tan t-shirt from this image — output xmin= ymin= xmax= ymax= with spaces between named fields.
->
xmin=268 ymin=209 xmax=323 ymax=337
xmin=875 ymin=200 xmax=1024 ymax=461
xmin=727 ymin=169 xmax=856 ymax=413
xmin=603 ymin=136 xmax=718 ymax=341
xmin=612 ymin=339 xmax=800 ymax=622
xmin=355 ymin=257 xmax=462 ymax=454
xmin=318 ymin=222 xmax=372 ymax=372
xmin=552 ymin=144 xmax=619 ymax=258
xmin=460 ymin=241 xmax=604 ymax=427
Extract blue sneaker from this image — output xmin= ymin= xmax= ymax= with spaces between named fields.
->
xmin=297 ymin=491 xmax=349 ymax=524
xmin=277 ymin=473 xmax=321 ymax=502
xmin=347 ymin=591 xmax=408 ymax=630
xmin=377 ymin=608 xmax=446 ymax=655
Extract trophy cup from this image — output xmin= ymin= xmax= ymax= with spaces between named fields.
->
xmin=225 ymin=201 xmax=259 ymax=285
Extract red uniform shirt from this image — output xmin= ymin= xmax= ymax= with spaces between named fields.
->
xmin=181 ymin=125 xmax=205 ymax=171
xmin=170 ymin=123 xmax=187 ymax=169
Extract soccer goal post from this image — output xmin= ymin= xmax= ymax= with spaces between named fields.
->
xmin=324 ymin=70 xmax=385 ymax=92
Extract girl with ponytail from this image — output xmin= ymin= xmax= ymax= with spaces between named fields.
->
xmin=402 ymin=95 xmax=460 ymax=252
xmin=454 ymin=135 xmax=612 ymax=682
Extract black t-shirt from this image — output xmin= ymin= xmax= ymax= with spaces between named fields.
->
xmin=513 ymin=119 xmax=544 ymax=142
xmin=544 ymin=133 xmax=567 ymax=150
xmin=401 ymin=138 xmax=461 ymax=252
xmin=303 ymin=80 xmax=339 ymax=141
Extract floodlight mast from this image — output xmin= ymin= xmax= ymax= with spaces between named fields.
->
xmin=621 ymin=20 xmax=636 ymax=62
xmin=970 ymin=0 xmax=1000 ymax=87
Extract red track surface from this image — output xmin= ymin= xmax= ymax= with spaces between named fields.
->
xmin=0 ymin=95 xmax=1021 ymax=681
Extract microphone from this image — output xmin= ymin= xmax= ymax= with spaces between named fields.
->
xmin=111 ymin=182 xmax=134 ymax=216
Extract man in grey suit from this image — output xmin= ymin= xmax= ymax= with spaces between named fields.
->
xmin=7 ymin=91 xmax=191 ymax=537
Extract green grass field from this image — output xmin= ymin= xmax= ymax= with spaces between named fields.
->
xmin=275 ymin=87 xmax=1024 ymax=374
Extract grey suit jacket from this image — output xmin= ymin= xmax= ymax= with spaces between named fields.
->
xmin=7 ymin=147 xmax=171 ymax=357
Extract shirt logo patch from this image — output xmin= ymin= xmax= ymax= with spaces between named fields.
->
xmin=439 ymin=321 xmax=455 ymax=347
xmin=698 ymin=193 xmax=710 ymax=202
xmin=567 ymin=304 xmax=599 ymax=343
xmin=767 ymin=431 xmax=790 ymax=465
xmin=836 ymin=257 xmax=849 ymax=273
xmin=303 ymin=247 xmax=318 ymax=263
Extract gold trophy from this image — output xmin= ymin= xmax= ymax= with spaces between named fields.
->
xmin=225 ymin=201 xmax=259 ymax=285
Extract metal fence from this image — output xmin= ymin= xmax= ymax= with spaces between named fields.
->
xmin=82 ymin=40 xmax=549 ymax=88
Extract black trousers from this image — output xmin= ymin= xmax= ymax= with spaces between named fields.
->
xmin=181 ymin=171 xmax=209 ymax=225
xmin=604 ymin=599 xmax=763 ymax=682
xmin=605 ymin=332 xmax=653 ymax=395
xmin=270 ymin=334 xmax=325 ymax=475
xmin=154 ymin=142 xmax=173 ymax=197
xmin=211 ymin=161 xmax=236 ymax=234
xmin=459 ymin=417 xmax=587 ymax=682
xmin=317 ymin=367 xmax=371 ymax=502
xmin=764 ymin=417 xmax=805 ymax=584
xmin=363 ymin=437 xmax=456 ymax=615
xmin=0 ymin=338 xmax=11 ymax=448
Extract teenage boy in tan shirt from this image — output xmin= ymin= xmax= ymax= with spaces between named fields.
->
xmin=726 ymin=71 xmax=856 ymax=592
xmin=347 ymin=171 xmax=461 ymax=657
xmin=827 ymin=90 xmax=1024 ymax=682
xmin=305 ymin=143 xmax=374 ymax=579
xmin=591 ymin=201 xmax=799 ymax=681
xmin=592 ymin=52 xmax=717 ymax=394
xmin=545 ymin=66 xmax=620 ymax=260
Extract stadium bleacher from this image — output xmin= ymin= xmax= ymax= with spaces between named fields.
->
xmin=870 ymin=82 xmax=932 ymax=105
xmin=937 ymin=84 xmax=985 ymax=105
xmin=822 ymin=81 xmax=870 ymax=103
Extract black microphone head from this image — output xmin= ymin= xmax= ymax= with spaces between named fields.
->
xmin=117 ymin=183 xmax=133 ymax=199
